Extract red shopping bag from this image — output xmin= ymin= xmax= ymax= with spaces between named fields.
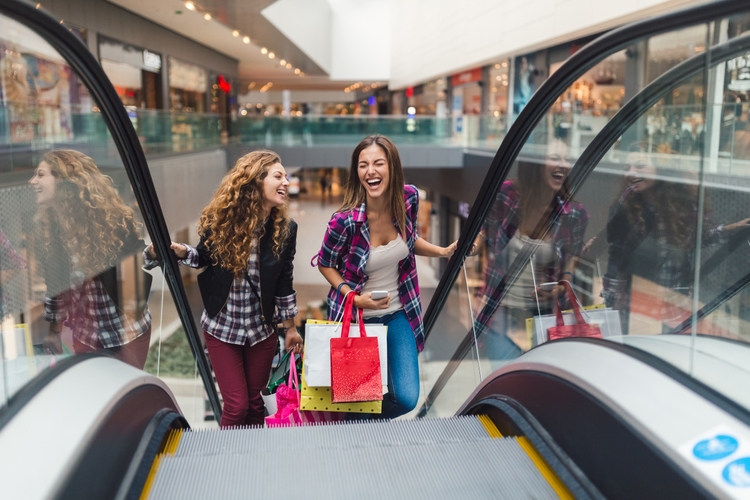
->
xmin=265 ymin=350 xmax=302 ymax=427
xmin=330 ymin=293 xmax=383 ymax=404
xmin=547 ymin=281 xmax=603 ymax=341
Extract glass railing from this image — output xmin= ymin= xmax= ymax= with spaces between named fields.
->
xmin=423 ymin=6 xmax=750 ymax=417
xmin=0 ymin=10 xmax=215 ymax=428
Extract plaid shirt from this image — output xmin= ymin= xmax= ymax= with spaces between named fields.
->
xmin=312 ymin=185 xmax=425 ymax=351
xmin=176 ymin=243 xmax=297 ymax=346
xmin=44 ymin=275 xmax=151 ymax=349
xmin=602 ymin=186 xmax=723 ymax=310
xmin=475 ymin=181 xmax=589 ymax=335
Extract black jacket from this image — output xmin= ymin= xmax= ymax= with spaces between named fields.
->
xmin=196 ymin=219 xmax=297 ymax=320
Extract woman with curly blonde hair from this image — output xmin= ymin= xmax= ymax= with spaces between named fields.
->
xmin=146 ymin=149 xmax=301 ymax=427
xmin=31 ymin=149 xmax=152 ymax=368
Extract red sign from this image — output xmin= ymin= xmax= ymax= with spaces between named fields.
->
xmin=406 ymin=86 xmax=414 ymax=97
xmin=217 ymin=74 xmax=232 ymax=93
xmin=450 ymin=67 xmax=482 ymax=87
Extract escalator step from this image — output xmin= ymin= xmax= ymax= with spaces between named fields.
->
xmin=147 ymin=437 xmax=558 ymax=500
xmin=175 ymin=416 xmax=493 ymax=457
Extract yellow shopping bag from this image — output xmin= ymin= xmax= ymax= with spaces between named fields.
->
xmin=301 ymin=319 xmax=382 ymax=413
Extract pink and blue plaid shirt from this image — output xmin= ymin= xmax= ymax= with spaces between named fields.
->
xmin=313 ymin=184 xmax=425 ymax=351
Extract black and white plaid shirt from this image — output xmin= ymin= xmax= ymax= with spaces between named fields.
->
xmin=44 ymin=276 xmax=151 ymax=349
xmin=176 ymin=244 xmax=297 ymax=346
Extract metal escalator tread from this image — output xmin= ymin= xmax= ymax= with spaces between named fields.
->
xmin=145 ymin=416 xmax=562 ymax=500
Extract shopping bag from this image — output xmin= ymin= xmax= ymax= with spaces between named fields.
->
xmin=265 ymin=352 xmax=302 ymax=427
xmin=546 ymin=281 xmax=603 ymax=341
xmin=300 ymin=358 xmax=382 ymax=413
xmin=330 ymin=295 xmax=382 ymax=403
xmin=261 ymin=349 xmax=301 ymax=416
xmin=304 ymin=294 xmax=388 ymax=387
xmin=528 ymin=304 xmax=622 ymax=346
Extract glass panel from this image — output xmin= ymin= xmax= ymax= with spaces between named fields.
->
xmin=0 ymin=13 xmax=212 ymax=426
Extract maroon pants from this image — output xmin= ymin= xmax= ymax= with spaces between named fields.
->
xmin=73 ymin=328 xmax=151 ymax=369
xmin=204 ymin=332 xmax=277 ymax=428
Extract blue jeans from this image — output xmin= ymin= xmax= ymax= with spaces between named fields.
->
xmin=349 ymin=309 xmax=420 ymax=420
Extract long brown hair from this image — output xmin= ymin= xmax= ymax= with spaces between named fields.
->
xmin=198 ymin=150 xmax=291 ymax=276
xmin=339 ymin=135 xmax=407 ymax=238
xmin=35 ymin=149 xmax=141 ymax=277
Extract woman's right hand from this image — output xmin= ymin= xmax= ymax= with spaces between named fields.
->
xmin=145 ymin=242 xmax=188 ymax=260
xmin=354 ymin=292 xmax=391 ymax=310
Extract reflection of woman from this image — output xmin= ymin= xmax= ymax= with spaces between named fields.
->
xmin=315 ymin=135 xmax=456 ymax=420
xmin=31 ymin=150 xmax=151 ymax=367
xmin=603 ymin=150 xmax=749 ymax=331
xmin=146 ymin=150 xmax=302 ymax=428
xmin=473 ymin=139 xmax=589 ymax=361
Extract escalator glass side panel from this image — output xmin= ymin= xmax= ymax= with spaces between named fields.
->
xmin=0 ymin=9 xmax=213 ymax=427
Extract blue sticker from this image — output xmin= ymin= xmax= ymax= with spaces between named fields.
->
xmin=723 ymin=458 xmax=750 ymax=487
xmin=693 ymin=435 xmax=739 ymax=461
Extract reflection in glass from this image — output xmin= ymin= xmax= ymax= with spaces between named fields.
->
xmin=31 ymin=150 xmax=152 ymax=367
xmin=473 ymin=137 xmax=589 ymax=369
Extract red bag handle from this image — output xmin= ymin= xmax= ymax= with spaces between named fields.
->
xmin=554 ymin=281 xmax=587 ymax=326
xmin=340 ymin=292 xmax=367 ymax=339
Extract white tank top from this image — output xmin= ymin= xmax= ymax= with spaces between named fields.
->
xmin=501 ymin=232 xmax=558 ymax=309
xmin=362 ymin=237 xmax=409 ymax=318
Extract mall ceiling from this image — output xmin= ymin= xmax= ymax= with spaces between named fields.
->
xmin=106 ymin=0 xmax=351 ymax=91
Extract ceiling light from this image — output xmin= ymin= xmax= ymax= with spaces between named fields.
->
xmin=294 ymin=68 xmax=300 ymax=75
xmin=267 ymin=82 xmax=273 ymax=87
xmin=185 ymin=2 xmax=195 ymax=10
xmin=344 ymin=88 xmax=350 ymax=93
xmin=261 ymin=47 xmax=268 ymax=54
xmin=280 ymin=59 xmax=286 ymax=66
xmin=501 ymin=61 xmax=508 ymax=68
xmin=204 ymin=13 xmax=211 ymax=20
xmin=243 ymin=36 xmax=250 ymax=44
xmin=268 ymin=52 xmax=275 ymax=59
xmin=299 ymin=71 xmax=304 ymax=76
xmin=233 ymin=30 xmax=239 ymax=37
xmin=286 ymin=63 xmax=292 ymax=69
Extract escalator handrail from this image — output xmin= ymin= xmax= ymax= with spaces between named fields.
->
xmin=0 ymin=1 xmax=222 ymax=420
xmin=422 ymin=0 xmax=750 ymax=341
xmin=419 ymin=0 xmax=750 ymax=416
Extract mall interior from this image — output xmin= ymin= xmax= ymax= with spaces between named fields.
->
xmin=2 ymin=0 xmax=750 ymax=498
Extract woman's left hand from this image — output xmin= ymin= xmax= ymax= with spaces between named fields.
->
xmin=442 ymin=240 xmax=458 ymax=257
xmin=724 ymin=218 xmax=750 ymax=233
xmin=532 ymin=284 xmax=563 ymax=303
xmin=285 ymin=327 xmax=303 ymax=354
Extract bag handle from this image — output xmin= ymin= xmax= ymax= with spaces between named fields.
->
xmin=554 ymin=281 xmax=587 ymax=326
xmin=287 ymin=351 xmax=300 ymax=406
xmin=340 ymin=292 xmax=367 ymax=339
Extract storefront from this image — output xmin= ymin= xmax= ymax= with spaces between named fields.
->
xmin=99 ymin=37 xmax=162 ymax=109
xmin=450 ymin=67 xmax=483 ymax=139
xmin=487 ymin=60 xmax=510 ymax=140
xmin=168 ymin=57 xmax=207 ymax=113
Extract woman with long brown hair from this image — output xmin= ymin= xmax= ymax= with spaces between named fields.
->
xmin=146 ymin=149 xmax=302 ymax=428
xmin=32 ymin=149 xmax=152 ymax=368
xmin=314 ymin=135 xmax=456 ymax=419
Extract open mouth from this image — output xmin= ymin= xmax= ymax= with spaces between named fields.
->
xmin=277 ymin=189 xmax=286 ymax=197
xmin=550 ymin=171 xmax=566 ymax=181
xmin=628 ymin=177 xmax=643 ymax=185
xmin=366 ymin=178 xmax=382 ymax=188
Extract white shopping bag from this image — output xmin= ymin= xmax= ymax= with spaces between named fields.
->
xmin=530 ymin=305 xmax=622 ymax=346
xmin=304 ymin=320 xmax=388 ymax=387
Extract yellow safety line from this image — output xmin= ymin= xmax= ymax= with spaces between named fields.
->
xmin=517 ymin=436 xmax=574 ymax=500
xmin=139 ymin=429 xmax=183 ymax=500
xmin=477 ymin=415 xmax=503 ymax=438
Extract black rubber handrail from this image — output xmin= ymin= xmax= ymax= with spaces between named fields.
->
xmin=419 ymin=0 xmax=750 ymax=416
xmin=0 ymin=1 xmax=221 ymax=420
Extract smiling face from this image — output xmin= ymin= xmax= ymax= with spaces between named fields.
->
xmin=261 ymin=162 xmax=289 ymax=213
xmin=29 ymin=161 xmax=57 ymax=205
xmin=358 ymin=144 xmax=390 ymax=202
xmin=543 ymin=140 xmax=571 ymax=193
xmin=624 ymin=152 xmax=657 ymax=193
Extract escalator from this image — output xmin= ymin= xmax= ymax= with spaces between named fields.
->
xmin=2 ymin=1 xmax=750 ymax=499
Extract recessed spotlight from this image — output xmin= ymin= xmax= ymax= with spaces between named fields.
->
xmin=280 ymin=59 xmax=286 ymax=66
xmin=185 ymin=2 xmax=195 ymax=10
xmin=233 ymin=30 xmax=239 ymax=37
xmin=204 ymin=13 xmax=211 ymax=20
xmin=36 ymin=3 xmax=41 ymax=8
xmin=286 ymin=63 xmax=292 ymax=69
xmin=261 ymin=47 xmax=268 ymax=54
xmin=268 ymin=52 xmax=275 ymax=59
xmin=294 ymin=68 xmax=300 ymax=75
xmin=243 ymin=36 xmax=250 ymax=44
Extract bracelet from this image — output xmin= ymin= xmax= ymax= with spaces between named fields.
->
xmin=336 ymin=282 xmax=348 ymax=295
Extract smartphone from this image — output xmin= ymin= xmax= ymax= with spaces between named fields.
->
xmin=370 ymin=290 xmax=390 ymax=300
xmin=538 ymin=282 xmax=558 ymax=292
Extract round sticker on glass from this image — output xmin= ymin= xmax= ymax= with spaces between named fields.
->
xmin=723 ymin=457 xmax=750 ymax=487
xmin=693 ymin=435 xmax=739 ymax=461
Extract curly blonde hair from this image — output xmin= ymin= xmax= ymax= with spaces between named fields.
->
xmin=35 ymin=150 xmax=141 ymax=277
xmin=198 ymin=150 xmax=291 ymax=276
